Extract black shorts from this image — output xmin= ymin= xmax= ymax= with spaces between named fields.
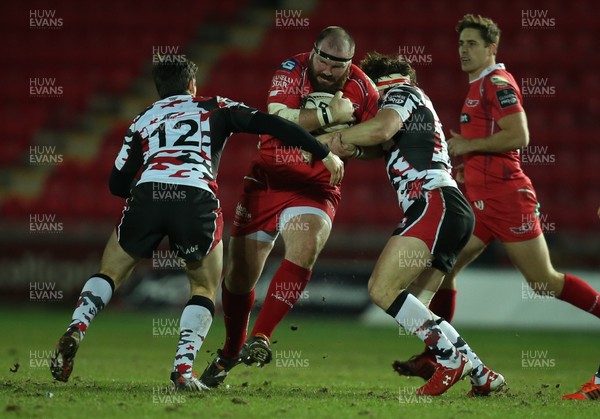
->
xmin=116 ymin=182 xmax=223 ymax=262
xmin=392 ymin=186 xmax=474 ymax=273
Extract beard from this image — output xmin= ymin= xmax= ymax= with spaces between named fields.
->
xmin=308 ymin=59 xmax=350 ymax=94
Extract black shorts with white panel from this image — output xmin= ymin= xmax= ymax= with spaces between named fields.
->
xmin=392 ymin=186 xmax=474 ymax=273
xmin=116 ymin=182 xmax=223 ymax=262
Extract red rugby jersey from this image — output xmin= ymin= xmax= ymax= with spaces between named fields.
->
xmin=460 ymin=63 xmax=532 ymax=200
xmin=258 ymin=52 xmax=379 ymax=190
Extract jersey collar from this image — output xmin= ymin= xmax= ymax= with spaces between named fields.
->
xmin=470 ymin=63 xmax=506 ymax=83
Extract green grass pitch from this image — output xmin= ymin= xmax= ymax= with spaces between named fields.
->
xmin=1 ymin=308 xmax=599 ymax=418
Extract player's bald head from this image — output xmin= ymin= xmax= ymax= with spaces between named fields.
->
xmin=314 ymin=26 xmax=355 ymax=60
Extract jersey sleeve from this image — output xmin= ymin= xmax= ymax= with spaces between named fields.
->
xmin=483 ymin=72 xmax=524 ymax=122
xmin=355 ymin=73 xmax=380 ymax=123
xmin=110 ymin=122 xmax=143 ymax=197
xmin=114 ymin=122 xmax=143 ymax=174
xmin=266 ymin=57 xmax=304 ymax=110
xmin=212 ymin=106 xmax=329 ymax=160
xmin=216 ymin=95 xmax=245 ymax=110
xmin=380 ymin=86 xmax=421 ymax=123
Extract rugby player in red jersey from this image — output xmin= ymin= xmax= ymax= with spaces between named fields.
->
xmin=200 ymin=26 xmax=379 ymax=387
xmin=394 ymin=14 xmax=600 ymax=384
xmin=49 ymin=57 xmax=343 ymax=391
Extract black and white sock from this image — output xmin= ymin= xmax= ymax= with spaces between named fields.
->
xmin=173 ymin=295 xmax=214 ymax=378
xmin=68 ymin=274 xmax=115 ymax=340
xmin=386 ymin=291 xmax=461 ymax=368
xmin=434 ymin=316 xmax=486 ymax=384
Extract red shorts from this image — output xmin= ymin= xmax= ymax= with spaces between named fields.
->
xmin=231 ymin=163 xmax=340 ymax=241
xmin=470 ymin=187 xmax=543 ymax=245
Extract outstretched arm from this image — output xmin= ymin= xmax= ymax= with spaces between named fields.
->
xmin=220 ymin=106 xmax=344 ymax=185
xmin=336 ymin=109 xmax=401 ymax=146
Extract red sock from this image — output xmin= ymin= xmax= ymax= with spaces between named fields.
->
xmin=558 ymin=273 xmax=600 ymax=318
xmin=429 ymin=288 xmax=457 ymax=323
xmin=221 ymin=285 xmax=255 ymax=358
xmin=251 ymin=259 xmax=311 ymax=340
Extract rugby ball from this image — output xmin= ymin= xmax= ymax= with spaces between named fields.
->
xmin=302 ymin=92 xmax=352 ymax=133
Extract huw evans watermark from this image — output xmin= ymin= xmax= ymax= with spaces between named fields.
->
xmin=152 ymin=250 xmax=186 ymax=270
xmin=152 ymin=46 xmax=186 ymax=63
xmin=30 ymin=282 xmax=63 ymax=302
xmin=521 ymin=77 xmax=556 ymax=97
xmin=521 ymin=349 xmax=556 ymax=369
xmin=274 ymin=350 xmax=309 ymax=368
xmin=30 ymin=78 xmax=63 ymax=97
xmin=29 ymin=10 xmax=63 ymax=29
xmin=152 ymin=385 xmax=186 ymax=404
xmin=275 ymin=10 xmax=309 ymax=29
xmin=398 ymin=45 xmax=432 ymax=65
xmin=29 ymin=214 xmax=63 ymax=233
xmin=152 ymin=318 xmax=179 ymax=337
xmin=521 ymin=10 xmax=556 ymax=29
xmin=29 ymin=145 xmax=63 ymax=165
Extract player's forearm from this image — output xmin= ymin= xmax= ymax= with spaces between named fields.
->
xmin=250 ymin=111 xmax=329 ymax=160
xmin=298 ymin=109 xmax=327 ymax=133
xmin=268 ymin=102 xmax=323 ymax=133
xmin=340 ymin=116 xmax=397 ymax=147
xmin=467 ymin=130 xmax=529 ymax=153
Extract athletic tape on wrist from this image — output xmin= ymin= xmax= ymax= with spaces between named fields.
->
xmin=316 ymin=108 xmax=326 ymax=126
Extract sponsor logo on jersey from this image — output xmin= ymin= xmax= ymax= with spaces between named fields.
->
xmin=271 ymin=74 xmax=294 ymax=89
xmin=490 ymin=75 xmax=510 ymax=86
xmin=473 ymin=200 xmax=484 ymax=211
xmin=496 ymin=88 xmax=519 ymax=109
xmin=460 ymin=113 xmax=471 ymax=123
xmin=465 ymin=98 xmax=479 ymax=107
xmin=279 ymin=59 xmax=298 ymax=72
xmin=386 ymin=92 xmax=408 ymax=106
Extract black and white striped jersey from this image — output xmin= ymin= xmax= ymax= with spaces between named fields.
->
xmin=381 ymin=83 xmax=457 ymax=212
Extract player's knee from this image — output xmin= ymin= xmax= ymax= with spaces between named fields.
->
xmin=285 ymin=242 xmax=319 ymax=269
xmin=526 ymin=272 xmax=563 ymax=296
xmin=224 ymin=265 xmax=257 ymax=293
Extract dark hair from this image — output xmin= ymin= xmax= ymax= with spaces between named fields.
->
xmin=359 ymin=52 xmax=417 ymax=85
xmin=314 ymin=26 xmax=355 ymax=56
xmin=152 ymin=57 xmax=197 ymax=99
xmin=456 ymin=14 xmax=501 ymax=48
